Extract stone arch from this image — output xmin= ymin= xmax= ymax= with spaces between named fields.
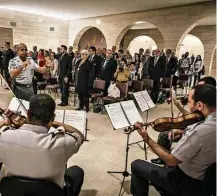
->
xmin=208 ymin=46 xmax=216 ymax=77
xmin=72 ymin=26 xmax=107 ymax=51
xmin=176 ymin=14 xmax=215 ymax=55
xmin=127 ymin=35 xmax=158 ymax=55
xmin=178 ymin=34 xmax=205 ymax=59
xmin=115 ymin=21 xmax=165 ymax=50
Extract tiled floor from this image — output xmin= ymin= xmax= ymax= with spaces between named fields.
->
xmin=0 ymin=82 xmax=181 ymax=196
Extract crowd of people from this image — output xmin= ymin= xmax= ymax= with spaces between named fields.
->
xmin=0 ymin=41 xmax=216 ymax=196
xmin=0 ymin=42 xmax=206 ymax=110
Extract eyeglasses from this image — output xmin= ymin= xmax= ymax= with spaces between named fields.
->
xmin=81 ymin=53 xmax=86 ymax=55
xmin=20 ymin=48 xmax=28 ymax=52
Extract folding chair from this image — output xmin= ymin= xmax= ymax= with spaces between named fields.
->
xmin=177 ymin=74 xmax=188 ymax=95
xmin=143 ymin=78 xmax=153 ymax=94
xmin=128 ymin=80 xmax=144 ymax=99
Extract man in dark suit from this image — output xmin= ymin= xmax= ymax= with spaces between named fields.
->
xmin=165 ymin=49 xmax=177 ymax=78
xmin=32 ymin=46 xmax=38 ymax=62
xmin=58 ymin=45 xmax=72 ymax=106
xmin=88 ymin=46 xmax=102 ymax=92
xmin=149 ymin=49 xmax=166 ymax=103
xmin=3 ymin=42 xmax=15 ymax=84
xmin=100 ymin=49 xmax=117 ymax=96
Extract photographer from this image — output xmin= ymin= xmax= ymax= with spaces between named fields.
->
xmin=114 ymin=58 xmax=130 ymax=83
xmin=151 ymin=76 xmax=216 ymax=165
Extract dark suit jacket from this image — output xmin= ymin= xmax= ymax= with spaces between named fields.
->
xmin=149 ymin=56 xmax=166 ymax=80
xmin=3 ymin=48 xmax=15 ymax=70
xmin=100 ymin=58 xmax=117 ymax=83
xmin=75 ymin=59 xmax=92 ymax=94
xmin=165 ymin=56 xmax=177 ymax=77
xmin=88 ymin=54 xmax=102 ymax=87
xmin=58 ymin=53 xmax=72 ymax=80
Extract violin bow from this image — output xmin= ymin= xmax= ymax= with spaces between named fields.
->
xmin=0 ymin=73 xmax=28 ymax=114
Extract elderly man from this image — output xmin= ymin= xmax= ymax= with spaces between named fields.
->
xmin=9 ymin=43 xmax=49 ymax=101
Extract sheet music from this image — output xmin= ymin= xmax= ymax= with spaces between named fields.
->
xmin=133 ymin=92 xmax=149 ymax=112
xmin=105 ymin=103 xmax=130 ymax=130
xmin=8 ymin=97 xmax=29 ymax=116
xmin=121 ymin=100 xmax=143 ymax=125
xmin=141 ymin=90 xmax=155 ymax=108
xmin=54 ymin=110 xmax=65 ymax=123
xmin=64 ymin=110 xmax=87 ymax=137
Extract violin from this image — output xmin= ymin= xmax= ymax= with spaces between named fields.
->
xmin=0 ymin=108 xmax=27 ymax=129
xmin=138 ymin=111 xmax=204 ymax=132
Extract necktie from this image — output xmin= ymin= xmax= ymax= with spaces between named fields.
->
xmin=103 ymin=60 xmax=107 ymax=68
xmin=154 ymin=57 xmax=157 ymax=66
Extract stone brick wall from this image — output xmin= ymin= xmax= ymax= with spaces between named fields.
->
xmin=190 ymin=25 xmax=216 ymax=77
xmin=122 ymin=28 xmax=165 ymax=52
xmin=0 ymin=27 xmax=13 ymax=47
xmin=0 ymin=8 xmax=69 ymax=51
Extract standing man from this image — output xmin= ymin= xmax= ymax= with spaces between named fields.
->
xmin=58 ymin=45 xmax=72 ymax=106
xmin=88 ymin=46 xmax=102 ymax=91
xmin=32 ymin=46 xmax=38 ymax=62
xmin=3 ymin=42 xmax=15 ymax=85
xmin=102 ymin=48 xmax=107 ymax=59
xmin=68 ymin=46 xmax=74 ymax=59
xmin=141 ymin=49 xmax=152 ymax=79
xmin=56 ymin=47 xmax=61 ymax=60
xmin=100 ymin=49 xmax=117 ymax=96
xmin=165 ymin=49 xmax=177 ymax=78
xmin=9 ymin=43 xmax=49 ymax=101
xmin=149 ymin=49 xmax=166 ymax=103
xmin=138 ymin=48 xmax=144 ymax=60
xmin=111 ymin=46 xmax=118 ymax=60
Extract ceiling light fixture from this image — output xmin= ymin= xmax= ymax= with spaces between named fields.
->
xmin=135 ymin=21 xmax=145 ymax=24
xmin=96 ymin=19 xmax=101 ymax=25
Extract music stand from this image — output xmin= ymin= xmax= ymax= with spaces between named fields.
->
xmin=107 ymin=126 xmax=134 ymax=196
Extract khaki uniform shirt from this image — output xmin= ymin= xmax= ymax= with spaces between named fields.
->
xmin=115 ymin=69 xmax=130 ymax=82
xmin=0 ymin=124 xmax=82 ymax=188
xmin=172 ymin=112 xmax=216 ymax=180
xmin=9 ymin=56 xmax=39 ymax=85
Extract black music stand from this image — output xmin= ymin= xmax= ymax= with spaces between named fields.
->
xmin=85 ymin=118 xmax=89 ymax=142
xmin=107 ymin=126 xmax=134 ymax=196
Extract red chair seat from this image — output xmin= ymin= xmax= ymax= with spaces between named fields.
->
xmin=103 ymin=96 xmax=124 ymax=102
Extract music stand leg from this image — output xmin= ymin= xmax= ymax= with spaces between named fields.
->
xmin=107 ymin=128 xmax=131 ymax=196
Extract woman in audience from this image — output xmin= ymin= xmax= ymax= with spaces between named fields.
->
xmin=193 ymin=55 xmax=204 ymax=85
xmin=114 ymin=58 xmax=130 ymax=83
xmin=125 ymin=53 xmax=132 ymax=65
xmin=134 ymin=53 xmax=142 ymax=80
xmin=49 ymin=52 xmax=58 ymax=84
xmin=75 ymin=50 xmax=92 ymax=112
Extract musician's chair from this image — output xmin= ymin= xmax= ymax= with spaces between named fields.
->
xmin=0 ymin=176 xmax=64 ymax=196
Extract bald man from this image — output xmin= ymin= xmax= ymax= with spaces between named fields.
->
xmin=9 ymin=43 xmax=49 ymax=101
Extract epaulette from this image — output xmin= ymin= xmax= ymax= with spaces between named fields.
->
xmin=192 ymin=120 xmax=205 ymax=130
xmin=0 ymin=126 xmax=10 ymax=134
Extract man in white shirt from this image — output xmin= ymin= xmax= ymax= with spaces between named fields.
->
xmin=0 ymin=94 xmax=85 ymax=196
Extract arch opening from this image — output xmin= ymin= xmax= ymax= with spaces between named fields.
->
xmin=178 ymin=34 xmax=204 ymax=59
xmin=73 ymin=27 xmax=107 ymax=51
xmin=127 ymin=35 xmax=157 ymax=55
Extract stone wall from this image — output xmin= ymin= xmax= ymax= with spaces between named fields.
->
xmin=0 ymin=27 xmax=13 ymax=47
xmin=189 ymin=25 xmax=216 ymax=77
xmin=0 ymin=8 xmax=69 ymax=51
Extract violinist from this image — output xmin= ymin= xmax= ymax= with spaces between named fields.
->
xmin=131 ymin=84 xmax=216 ymax=196
xmin=151 ymin=76 xmax=216 ymax=165
xmin=0 ymin=94 xmax=84 ymax=196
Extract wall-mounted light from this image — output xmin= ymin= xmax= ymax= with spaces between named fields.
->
xmin=96 ymin=19 xmax=101 ymax=25
xmin=135 ymin=21 xmax=145 ymax=24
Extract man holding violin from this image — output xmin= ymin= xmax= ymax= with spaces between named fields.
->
xmin=0 ymin=94 xmax=84 ymax=196
xmin=151 ymin=76 xmax=216 ymax=165
xmin=131 ymin=84 xmax=216 ymax=196
xmin=8 ymin=43 xmax=49 ymax=101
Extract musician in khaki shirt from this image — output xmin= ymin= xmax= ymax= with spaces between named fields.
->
xmin=0 ymin=94 xmax=84 ymax=196
xmin=131 ymin=84 xmax=216 ymax=196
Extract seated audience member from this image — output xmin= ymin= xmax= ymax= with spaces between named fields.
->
xmin=131 ymin=84 xmax=216 ymax=196
xmin=114 ymin=58 xmax=130 ymax=83
xmin=151 ymin=76 xmax=217 ymax=165
xmin=0 ymin=94 xmax=84 ymax=196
